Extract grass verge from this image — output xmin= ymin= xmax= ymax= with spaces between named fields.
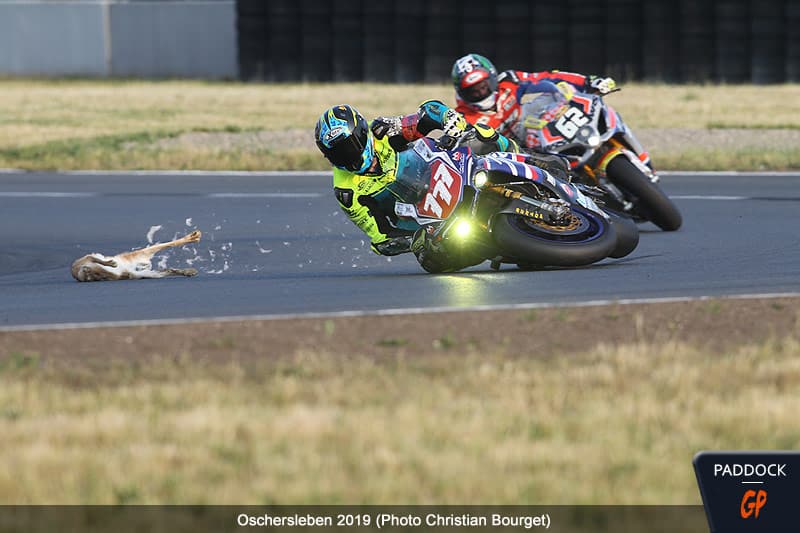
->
xmin=1 ymin=298 xmax=798 ymax=504
xmin=1 ymin=80 xmax=799 ymax=171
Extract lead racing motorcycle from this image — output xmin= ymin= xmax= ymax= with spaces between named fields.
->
xmin=511 ymin=81 xmax=682 ymax=232
xmin=387 ymin=136 xmax=639 ymax=273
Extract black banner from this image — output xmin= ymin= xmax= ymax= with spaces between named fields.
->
xmin=694 ymin=451 xmax=800 ymax=533
xmin=0 ymin=506 xmax=708 ymax=533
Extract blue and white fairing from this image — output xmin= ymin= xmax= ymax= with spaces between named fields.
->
xmin=478 ymin=152 xmax=609 ymax=218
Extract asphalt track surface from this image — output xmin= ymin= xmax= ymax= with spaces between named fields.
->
xmin=0 ymin=170 xmax=798 ymax=330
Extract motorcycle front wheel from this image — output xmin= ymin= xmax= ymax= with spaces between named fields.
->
xmin=606 ymin=155 xmax=683 ymax=231
xmin=492 ymin=205 xmax=617 ymax=267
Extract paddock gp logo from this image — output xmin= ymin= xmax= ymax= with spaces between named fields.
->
xmin=715 ymin=463 xmax=784 ymax=519
xmin=740 ymin=489 xmax=767 ymax=519
xmin=694 ymin=452 xmax=800 ymax=532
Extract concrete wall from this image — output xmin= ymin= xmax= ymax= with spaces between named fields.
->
xmin=0 ymin=0 xmax=237 ymax=78
xmin=110 ymin=2 xmax=237 ymax=78
xmin=0 ymin=2 xmax=108 ymax=76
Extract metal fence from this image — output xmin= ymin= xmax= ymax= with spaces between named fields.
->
xmin=238 ymin=0 xmax=800 ymax=84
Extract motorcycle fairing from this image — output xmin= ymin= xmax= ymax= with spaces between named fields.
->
xmin=481 ymin=152 xmax=608 ymax=219
xmin=416 ymin=160 xmax=463 ymax=219
xmin=412 ymin=137 xmax=472 ymax=178
xmin=481 ymin=152 xmax=551 ymax=185
xmin=392 ymin=139 xmax=472 ymax=224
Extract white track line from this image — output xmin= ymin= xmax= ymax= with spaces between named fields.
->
xmin=660 ymin=171 xmax=800 ymax=177
xmin=0 ymin=192 xmax=97 ymax=198
xmin=60 ymin=170 xmax=332 ymax=177
xmin=2 ymin=292 xmax=799 ymax=333
xmin=0 ymin=192 xmax=321 ymax=199
xmin=208 ymin=193 xmax=322 ymax=198
xmin=671 ymin=195 xmax=748 ymax=200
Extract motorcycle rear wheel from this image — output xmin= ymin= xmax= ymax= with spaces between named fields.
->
xmin=492 ymin=206 xmax=617 ymax=267
xmin=606 ymin=210 xmax=640 ymax=258
xmin=606 ymin=155 xmax=683 ymax=231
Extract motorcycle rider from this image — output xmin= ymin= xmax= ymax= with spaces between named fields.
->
xmin=314 ymin=101 xmax=518 ymax=272
xmin=451 ymin=53 xmax=653 ymax=171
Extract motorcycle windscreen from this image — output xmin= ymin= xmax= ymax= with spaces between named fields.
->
xmin=513 ymin=82 xmax=570 ymax=140
xmin=387 ymin=147 xmax=432 ymax=205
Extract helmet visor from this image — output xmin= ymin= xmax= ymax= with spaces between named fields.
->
xmin=462 ymin=79 xmax=493 ymax=103
xmin=325 ymin=134 xmax=369 ymax=171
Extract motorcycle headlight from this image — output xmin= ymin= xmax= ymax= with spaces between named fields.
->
xmin=453 ymin=219 xmax=472 ymax=239
xmin=587 ymin=134 xmax=601 ymax=147
xmin=473 ymin=170 xmax=489 ymax=188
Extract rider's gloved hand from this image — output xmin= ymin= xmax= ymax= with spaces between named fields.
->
xmin=441 ymin=109 xmax=467 ymax=138
xmin=371 ymin=116 xmax=402 ymax=139
xmin=589 ymin=76 xmax=617 ymax=95
xmin=437 ymin=135 xmax=458 ymax=150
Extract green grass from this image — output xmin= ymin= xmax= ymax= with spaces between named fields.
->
xmin=0 ymin=80 xmax=799 ymax=170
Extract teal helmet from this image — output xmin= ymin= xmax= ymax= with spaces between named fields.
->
xmin=314 ymin=105 xmax=375 ymax=173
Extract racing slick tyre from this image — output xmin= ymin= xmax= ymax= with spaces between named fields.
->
xmin=492 ymin=206 xmax=617 ymax=267
xmin=606 ymin=155 xmax=683 ymax=231
xmin=606 ymin=210 xmax=640 ymax=258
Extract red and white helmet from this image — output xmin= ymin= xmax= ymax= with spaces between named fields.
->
xmin=451 ymin=53 xmax=499 ymax=111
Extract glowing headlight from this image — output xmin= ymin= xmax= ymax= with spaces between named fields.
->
xmin=587 ymin=134 xmax=601 ymax=147
xmin=453 ymin=219 xmax=472 ymax=238
xmin=473 ymin=170 xmax=489 ymax=188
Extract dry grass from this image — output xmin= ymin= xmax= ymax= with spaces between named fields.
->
xmin=0 ymin=79 xmax=799 ymax=170
xmin=602 ymin=84 xmax=800 ymax=129
xmin=0 ymin=80 xmax=451 ymax=149
xmin=1 ymin=336 xmax=798 ymax=504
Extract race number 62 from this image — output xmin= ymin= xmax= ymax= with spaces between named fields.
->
xmin=555 ymin=107 xmax=589 ymax=138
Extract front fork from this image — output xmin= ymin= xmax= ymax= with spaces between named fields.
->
xmin=427 ymin=184 xmax=573 ymax=266
xmin=581 ymin=139 xmax=659 ymax=212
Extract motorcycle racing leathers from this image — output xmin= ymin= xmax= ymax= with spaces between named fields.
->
xmin=333 ymin=100 xmax=517 ymax=271
xmin=455 ymin=69 xmax=652 ymax=169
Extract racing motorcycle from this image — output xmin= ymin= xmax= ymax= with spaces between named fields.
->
xmin=388 ymin=137 xmax=639 ymax=272
xmin=511 ymin=81 xmax=682 ymax=231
